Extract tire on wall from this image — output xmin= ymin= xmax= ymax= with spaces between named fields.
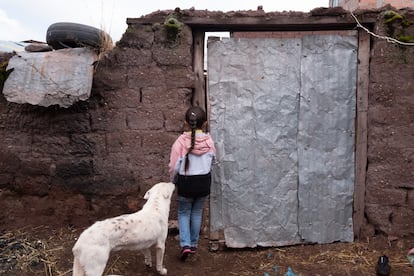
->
xmin=46 ymin=22 xmax=113 ymax=51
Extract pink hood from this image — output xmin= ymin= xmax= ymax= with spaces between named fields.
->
xmin=169 ymin=132 xmax=216 ymax=177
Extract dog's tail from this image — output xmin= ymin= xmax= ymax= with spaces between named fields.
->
xmin=72 ymin=255 xmax=85 ymax=276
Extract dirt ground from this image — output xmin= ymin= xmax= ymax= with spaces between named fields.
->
xmin=1 ymin=224 xmax=413 ymax=276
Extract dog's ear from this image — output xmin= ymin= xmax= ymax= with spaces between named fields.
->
xmin=144 ymin=186 xmax=153 ymax=200
xmin=144 ymin=183 xmax=161 ymax=199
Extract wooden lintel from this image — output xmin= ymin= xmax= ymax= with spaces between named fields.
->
xmin=127 ymin=14 xmax=375 ymax=32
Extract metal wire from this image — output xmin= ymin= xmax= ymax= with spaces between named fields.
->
xmin=351 ymin=12 xmax=414 ymax=46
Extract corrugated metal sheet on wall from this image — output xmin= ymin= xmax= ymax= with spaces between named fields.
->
xmin=208 ymin=33 xmax=357 ymax=248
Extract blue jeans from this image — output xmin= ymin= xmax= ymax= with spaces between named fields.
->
xmin=178 ymin=195 xmax=207 ymax=248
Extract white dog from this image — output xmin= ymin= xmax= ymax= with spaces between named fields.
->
xmin=72 ymin=182 xmax=175 ymax=276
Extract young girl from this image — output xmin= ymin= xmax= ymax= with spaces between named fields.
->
xmin=169 ymin=106 xmax=216 ymax=261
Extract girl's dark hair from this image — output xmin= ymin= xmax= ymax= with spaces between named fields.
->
xmin=184 ymin=106 xmax=207 ymax=172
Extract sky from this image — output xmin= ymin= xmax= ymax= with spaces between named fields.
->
xmin=0 ymin=0 xmax=328 ymax=43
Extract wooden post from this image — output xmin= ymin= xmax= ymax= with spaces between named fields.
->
xmin=192 ymin=31 xmax=205 ymax=109
xmin=353 ymin=29 xmax=370 ymax=239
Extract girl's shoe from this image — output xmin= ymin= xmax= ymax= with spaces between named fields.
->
xmin=190 ymin=246 xmax=197 ymax=254
xmin=180 ymin=246 xmax=191 ymax=261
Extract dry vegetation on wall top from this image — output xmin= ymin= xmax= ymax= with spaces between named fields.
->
xmin=382 ymin=10 xmax=414 ymax=44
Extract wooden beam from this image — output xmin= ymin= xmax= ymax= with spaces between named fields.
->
xmin=353 ymin=29 xmax=370 ymax=239
xmin=127 ymin=12 xmax=376 ymax=32
xmin=192 ymin=31 xmax=205 ymax=109
xmin=177 ymin=16 xmax=360 ymax=31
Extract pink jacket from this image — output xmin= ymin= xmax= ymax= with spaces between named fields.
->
xmin=169 ymin=131 xmax=216 ymax=181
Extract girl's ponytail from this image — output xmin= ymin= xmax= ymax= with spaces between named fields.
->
xmin=184 ymin=106 xmax=206 ymax=173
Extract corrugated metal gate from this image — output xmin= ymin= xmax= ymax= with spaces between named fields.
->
xmin=207 ymin=33 xmax=357 ymax=248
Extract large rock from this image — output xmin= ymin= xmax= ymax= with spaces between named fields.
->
xmin=3 ymin=48 xmax=97 ymax=108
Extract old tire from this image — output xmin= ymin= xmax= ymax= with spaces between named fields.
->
xmin=46 ymin=22 xmax=112 ymax=51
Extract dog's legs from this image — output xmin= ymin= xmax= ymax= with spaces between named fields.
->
xmin=79 ymin=248 xmax=109 ymax=276
xmin=72 ymin=256 xmax=85 ymax=276
xmin=142 ymin=248 xmax=152 ymax=267
xmin=155 ymin=243 xmax=167 ymax=275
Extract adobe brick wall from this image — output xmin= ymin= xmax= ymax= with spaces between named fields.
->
xmin=0 ymin=20 xmax=194 ymax=228
xmin=0 ymin=7 xmax=413 ymax=239
xmin=363 ymin=8 xmax=414 ymax=237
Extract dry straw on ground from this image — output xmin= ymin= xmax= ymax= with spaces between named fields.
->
xmin=0 ymin=227 xmax=75 ymax=276
xmin=1 ymin=226 xmax=413 ymax=275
